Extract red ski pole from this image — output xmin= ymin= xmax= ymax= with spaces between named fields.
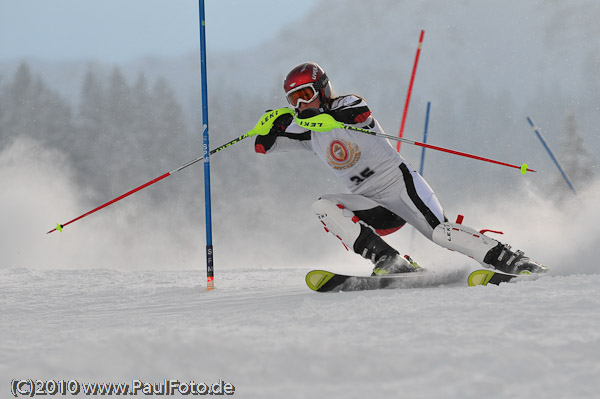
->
xmin=296 ymin=113 xmax=535 ymax=174
xmin=47 ymin=108 xmax=293 ymax=234
xmin=46 ymin=139 xmax=233 ymax=234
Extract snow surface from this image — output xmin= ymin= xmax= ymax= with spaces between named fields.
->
xmin=2 ymin=131 xmax=600 ymax=398
xmin=2 ymin=1 xmax=600 ymax=391
xmin=2 ymin=267 xmax=600 ymax=399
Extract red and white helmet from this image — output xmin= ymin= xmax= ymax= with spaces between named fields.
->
xmin=284 ymin=62 xmax=332 ymax=109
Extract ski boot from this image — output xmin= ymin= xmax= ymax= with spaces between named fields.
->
xmin=372 ymin=254 xmax=421 ymax=276
xmin=352 ymin=224 xmax=419 ymax=276
xmin=484 ymin=244 xmax=548 ymax=275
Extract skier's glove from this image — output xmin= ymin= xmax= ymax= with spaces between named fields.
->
xmin=296 ymin=108 xmax=321 ymax=120
xmin=248 ymin=108 xmax=294 ymax=136
xmin=296 ymin=112 xmax=344 ymax=133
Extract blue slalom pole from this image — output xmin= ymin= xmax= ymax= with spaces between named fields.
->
xmin=199 ymin=0 xmax=215 ymax=290
xmin=526 ymin=116 xmax=576 ymax=194
xmin=419 ymin=102 xmax=431 ymax=175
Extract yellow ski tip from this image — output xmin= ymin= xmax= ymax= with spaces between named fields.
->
xmin=305 ymin=270 xmax=336 ymax=291
xmin=468 ymin=269 xmax=495 ymax=286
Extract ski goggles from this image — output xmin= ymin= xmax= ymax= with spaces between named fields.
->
xmin=286 ymin=84 xmax=319 ymax=107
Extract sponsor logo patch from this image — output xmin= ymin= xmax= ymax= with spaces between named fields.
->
xmin=326 ymin=139 xmax=361 ymax=170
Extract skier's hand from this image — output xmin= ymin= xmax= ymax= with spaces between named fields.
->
xmin=296 ymin=112 xmax=344 ymax=132
xmin=297 ymin=108 xmax=321 ymax=119
xmin=248 ymin=108 xmax=294 ymax=136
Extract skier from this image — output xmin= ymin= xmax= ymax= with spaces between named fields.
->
xmin=252 ymin=61 xmax=547 ymax=276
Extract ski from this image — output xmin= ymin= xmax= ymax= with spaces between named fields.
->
xmin=305 ymin=269 xmax=465 ymax=292
xmin=467 ymin=269 xmax=521 ymax=286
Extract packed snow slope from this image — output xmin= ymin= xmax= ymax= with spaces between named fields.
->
xmin=1 ymin=1 xmax=599 ymax=397
xmin=2 ymin=268 xmax=599 ymax=399
xmin=2 ymin=140 xmax=600 ymax=398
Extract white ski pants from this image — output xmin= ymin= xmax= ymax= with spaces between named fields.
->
xmin=313 ymin=163 xmax=500 ymax=263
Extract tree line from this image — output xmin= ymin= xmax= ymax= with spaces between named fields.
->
xmin=0 ymin=62 xmax=195 ymax=205
xmin=0 ymin=62 xmax=328 ymax=247
xmin=0 ymin=61 xmax=595 ymax=232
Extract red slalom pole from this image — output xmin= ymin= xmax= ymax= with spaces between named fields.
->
xmin=397 ymin=29 xmax=425 ymax=153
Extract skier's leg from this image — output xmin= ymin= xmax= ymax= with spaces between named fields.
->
xmin=311 ymin=196 xmax=417 ymax=274
xmin=379 ymin=163 xmax=547 ymax=273
xmin=376 ymin=163 xmax=447 ymax=239
xmin=431 ymin=222 xmax=500 ymax=263
xmin=319 ymin=193 xmax=407 ymax=236
xmin=431 ymin=222 xmax=547 ymax=273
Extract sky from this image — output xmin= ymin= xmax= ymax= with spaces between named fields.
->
xmin=0 ymin=0 xmax=317 ymax=62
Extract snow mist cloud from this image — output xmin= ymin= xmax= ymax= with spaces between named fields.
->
xmin=462 ymin=179 xmax=600 ymax=275
xmin=1 ymin=137 xmax=597 ymax=274
xmin=0 ymin=137 xmax=204 ymax=270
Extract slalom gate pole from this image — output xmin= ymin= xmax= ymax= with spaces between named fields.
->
xmin=418 ymin=101 xmax=431 ymax=176
xmin=198 ymin=0 xmax=215 ymax=290
xmin=527 ymin=116 xmax=576 ymax=194
xmin=297 ymin=113 xmax=535 ymax=174
xmin=411 ymin=101 xmax=431 ymax=249
xmin=397 ymin=29 xmax=425 ymax=153
xmin=46 ymin=133 xmax=252 ymax=235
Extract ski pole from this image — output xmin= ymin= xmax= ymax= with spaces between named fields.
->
xmin=47 ymin=108 xmax=293 ymax=234
xmin=296 ymin=113 xmax=535 ymax=174
xmin=47 ymin=134 xmax=244 ymax=234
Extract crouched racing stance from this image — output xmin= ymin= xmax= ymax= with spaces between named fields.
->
xmin=252 ymin=62 xmax=547 ymax=276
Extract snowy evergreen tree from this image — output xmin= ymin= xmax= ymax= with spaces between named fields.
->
xmin=551 ymin=111 xmax=596 ymax=197
xmin=0 ymin=62 xmax=72 ymax=151
xmin=69 ymin=67 xmax=190 ymax=203
xmin=107 ymin=67 xmax=134 ymax=132
xmin=139 ymin=77 xmax=190 ymax=203
xmin=151 ymin=77 xmax=187 ymax=138
xmin=105 ymin=67 xmax=136 ymax=170
xmin=72 ymin=69 xmax=110 ymax=196
xmin=78 ymin=69 xmax=107 ymax=138
xmin=131 ymin=73 xmax=152 ymax=143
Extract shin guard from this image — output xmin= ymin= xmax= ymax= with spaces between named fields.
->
xmin=312 ymin=198 xmax=362 ymax=251
xmin=312 ymin=198 xmax=399 ymax=263
xmin=432 ymin=222 xmax=500 ymax=263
